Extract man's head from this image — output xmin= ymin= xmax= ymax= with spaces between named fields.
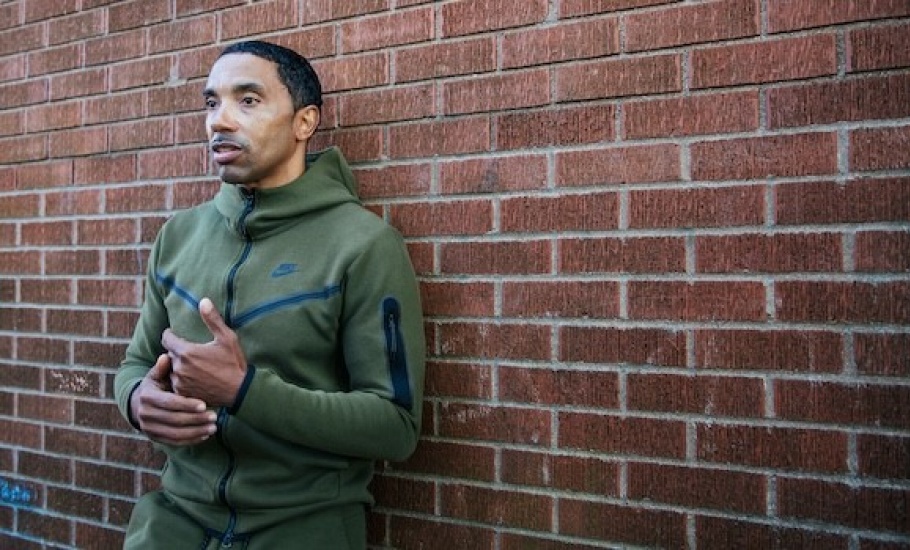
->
xmin=204 ymin=41 xmax=322 ymax=190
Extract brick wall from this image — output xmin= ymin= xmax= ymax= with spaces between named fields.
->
xmin=1 ymin=0 xmax=909 ymax=548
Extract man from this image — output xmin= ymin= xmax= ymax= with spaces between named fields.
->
xmin=114 ymin=40 xmax=425 ymax=549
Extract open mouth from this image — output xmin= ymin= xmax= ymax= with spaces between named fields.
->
xmin=211 ymin=139 xmax=244 ymax=164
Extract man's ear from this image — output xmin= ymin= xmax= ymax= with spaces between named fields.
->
xmin=295 ymin=105 xmax=320 ymax=142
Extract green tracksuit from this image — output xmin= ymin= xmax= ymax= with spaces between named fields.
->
xmin=113 ymin=147 xmax=425 ymax=549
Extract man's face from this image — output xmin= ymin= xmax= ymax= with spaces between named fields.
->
xmin=203 ymin=53 xmax=304 ymax=189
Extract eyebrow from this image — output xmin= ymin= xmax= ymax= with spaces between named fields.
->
xmin=202 ymin=82 xmax=267 ymax=98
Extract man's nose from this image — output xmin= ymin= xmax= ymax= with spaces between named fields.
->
xmin=208 ymin=104 xmax=238 ymax=133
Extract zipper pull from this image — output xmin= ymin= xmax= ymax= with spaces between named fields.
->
xmin=388 ymin=314 xmax=398 ymax=355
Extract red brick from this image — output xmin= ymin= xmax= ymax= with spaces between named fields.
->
xmin=105 ymin=185 xmax=168 ymax=213
xmin=0 ymin=24 xmax=44 ymax=56
xmin=440 ymin=240 xmax=550 ymax=275
xmin=108 ymin=310 xmax=141 ymax=339
xmin=0 ymin=78 xmax=47 ymax=108
xmin=0 ymin=134 xmax=46 ymax=163
xmin=630 ymin=186 xmax=764 ymax=228
xmin=49 ymin=69 xmax=108 ymax=100
xmin=777 ymin=178 xmax=910 ymax=225
xmin=396 ymin=37 xmax=495 ymax=82
xmin=397 ymin=440 xmax=494 ymax=481
xmin=776 ymin=281 xmax=910 ymax=324
xmin=420 ymin=281 xmax=494 ymax=317
xmin=0 ymin=251 xmax=40 ymax=275
xmin=630 ymin=462 xmax=765 ymax=513
xmin=557 ymin=144 xmax=680 ymax=186
xmin=388 ymin=517 xmax=494 ymax=550
xmin=110 ymin=56 xmax=170 ymax=92
xmin=440 ymin=155 xmax=548 ymax=194
xmin=559 ymin=498 xmax=687 ymax=548
xmin=628 ymin=0 xmax=757 ymax=52
xmin=500 ymin=534 xmax=613 ymax=550
xmin=20 ymin=279 xmax=72 ymax=304
xmin=629 ymin=280 xmax=766 ymax=321
xmin=48 ymin=10 xmax=106 ymax=46
xmin=441 ymin=485 xmax=552 ymax=531
xmin=25 ymin=0 xmax=79 ymax=22
xmin=370 ymin=476 xmax=435 ymax=514
xmin=221 ymin=0 xmax=297 ymax=40
xmin=17 ymin=509 xmax=71 ymax=545
xmin=692 ymin=33 xmax=836 ymax=89
xmin=502 ymin=17 xmax=619 ymax=68
xmin=0 ymin=308 xmax=41 ymax=332
xmin=499 ymin=366 xmax=619 ymax=408
xmin=270 ymin=26 xmax=336 ymax=60
xmin=559 ymin=412 xmax=686 ymax=458
xmin=46 ymin=189 xmax=102 ymax=215
xmin=310 ymin=127 xmax=384 ymax=163
xmin=624 ymin=91 xmax=759 ymax=139
xmin=698 ymin=424 xmax=848 ymax=473
xmin=172 ymin=179 xmax=220 ymax=209
xmin=27 ymin=101 xmax=82 ymax=132
xmin=858 ymin=434 xmax=910 ymax=480
xmin=176 ymin=0 xmax=246 ymax=17
xmin=77 ymin=219 xmax=138 ymax=245
xmin=106 ymin=434 xmax=163 ymax=467
xmin=390 ymin=200 xmax=492 ymax=237
xmin=21 ymin=221 xmax=74 ymax=245
xmin=47 ymin=310 xmax=104 ymax=337
xmin=629 ymin=374 xmax=763 ymax=417
xmin=148 ymin=15 xmax=216 ymax=54
xmin=851 ymin=125 xmax=910 ymax=172
xmin=693 ymin=132 xmax=838 ymax=180
xmin=560 ymin=326 xmax=687 ymax=366
xmin=0 ymin=3 xmax=21 ymax=30
xmin=111 ymin=0 xmax=171 ymax=31
xmin=49 ymin=126 xmax=108 ymax=158
xmin=437 ymin=322 xmax=551 ymax=361
xmin=18 ymin=393 xmax=73 ymax=422
xmin=778 ymin=478 xmax=910 ymax=534
xmin=46 ymin=427 xmax=103 ymax=459
xmin=302 ymin=0 xmax=389 ymax=24
xmin=557 ymin=54 xmax=681 ymax=101
xmin=0 ymin=110 xmax=23 ymax=137
xmin=769 ymin=74 xmax=910 ymax=128
xmin=849 ymin=22 xmax=910 ymax=72
xmin=45 ymin=250 xmax=102 ymax=276
xmin=439 ymin=402 xmax=551 ymax=446
xmin=856 ymin=332 xmax=910 ymax=377
xmin=425 ymin=360 xmax=492 ymax=400
xmin=138 ymin=146 xmax=206 ymax=180
xmin=697 ymin=516 xmax=849 ymax=550
xmin=85 ymin=28 xmax=146 ymax=66
xmin=0 ymin=419 xmax=41 ymax=447
xmin=501 ymin=193 xmax=618 ymax=233
xmin=503 ymin=280 xmax=619 ymax=319
xmin=19 ymin=451 xmax=72 ymax=484
xmin=109 ymin=118 xmax=173 ymax=152
xmin=74 ymin=341 xmax=127 ymax=369
xmin=498 ymin=104 xmax=615 ymax=150
xmin=76 ymin=523 xmax=125 ymax=549
xmin=389 ymin=116 xmax=490 ymax=159
xmin=84 ymin=91 xmax=146 ymax=124
xmin=768 ymin=0 xmax=910 ymax=32
xmin=502 ymin=451 xmax=619 ymax=495
xmin=559 ymin=0 xmax=677 ymax=18
xmin=856 ymin=231 xmax=910 ymax=273
xmin=340 ymin=84 xmax=434 ymax=126
xmin=27 ymin=43 xmax=81 ymax=76
xmin=313 ymin=52 xmax=388 ymax=93
xmin=77 ymin=279 xmax=141 ymax=307
xmin=105 ymin=249 xmax=149 ymax=276
xmin=340 ymin=7 xmax=433 ymax=53
xmin=696 ymin=329 xmax=843 ymax=373
xmin=0 ymin=193 xmax=40 ymax=218
xmin=442 ymin=0 xmax=548 ymax=37
xmin=776 ymin=380 xmax=910 ymax=430
xmin=75 ymin=400 xmax=131 ymax=432
xmin=558 ymin=236 xmax=680 ymax=274
xmin=75 ymin=461 xmax=136 ymax=497
xmin=697 ymin=232 xmax=842 ymax=273
xmin=444 ymin=69 xmax=550 ymax=115
xmin=175 ymin=112 xmax=206 ymax=144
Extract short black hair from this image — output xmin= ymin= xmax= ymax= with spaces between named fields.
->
xmin=218 ymin=40 xmax=323 ymax=112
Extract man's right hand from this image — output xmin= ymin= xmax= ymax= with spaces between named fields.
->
xmin=129 ymin=353 xmax=218 ymax=446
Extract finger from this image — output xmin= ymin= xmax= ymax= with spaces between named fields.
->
xmin=143 ymin=386 xmax=210 ymax=413
xmin=148 ymin=353 xmax=171 ymax=381
xmin=198 ymin=297 xmax=230 ymax=341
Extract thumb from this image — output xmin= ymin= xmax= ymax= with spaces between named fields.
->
xmin=148 ymin=353 xmax=171 ymax=381
xmin=199 ymin=298 xmax=230 ymax=340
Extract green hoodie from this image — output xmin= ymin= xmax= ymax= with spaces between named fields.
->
xmin=114 ymin=147 xmax=425 ymax=544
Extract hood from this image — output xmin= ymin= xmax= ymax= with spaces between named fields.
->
xmin=213 ymin=147 xmax=361 ymax=240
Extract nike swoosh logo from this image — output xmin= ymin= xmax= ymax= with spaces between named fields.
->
xmin=270 ymin=263 xmax=299 ymax=278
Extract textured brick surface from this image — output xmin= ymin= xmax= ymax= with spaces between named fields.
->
xmin=2 ymin=2 xmax=909 ymax=548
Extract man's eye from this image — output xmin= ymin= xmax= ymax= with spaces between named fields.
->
xmin=240 ymin=96 xmax=259 ymax=106
xmin=204 ymin=98 xmax=218 ymax=110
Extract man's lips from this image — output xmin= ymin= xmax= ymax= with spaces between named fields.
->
xmin=210 ymin=139 xmax=244 ymax=165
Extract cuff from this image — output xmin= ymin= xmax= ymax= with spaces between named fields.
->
xmin=228 ymin=364 xmax=256 ymax=415
xmin=126 ymin=381 xmax=142 ymax=430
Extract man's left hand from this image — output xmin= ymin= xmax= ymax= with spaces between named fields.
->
xmin=161 ymin=297 xmax=247 ymax=408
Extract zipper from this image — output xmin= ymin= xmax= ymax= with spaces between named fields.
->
xmin=216 ymin=407 xmax=237 ymax=547
xmin=217 ymin=189 xmax=254 ymax=548
xmin=225 ymin=190 xmax=255 ymax=326
xmin=387 ymin=313 xmax=398 ymax=357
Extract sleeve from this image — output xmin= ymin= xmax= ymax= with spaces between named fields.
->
xmin=113 ymin=235 xmax=170 ymax=427
xmin=231 ymin=225 xmax=426 ymax=461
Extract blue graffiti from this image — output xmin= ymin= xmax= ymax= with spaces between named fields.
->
xmin=0 ymin=478 xmax=34 ymax=506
